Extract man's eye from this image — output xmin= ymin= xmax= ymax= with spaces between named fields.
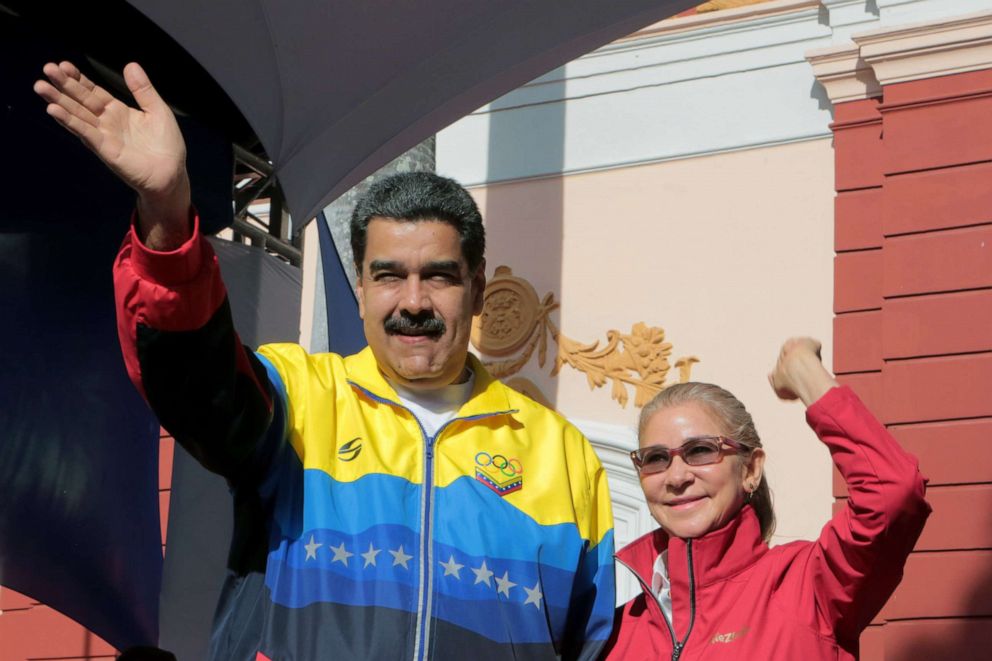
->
xmin=374 ymin=273 xmax=401 ymax=282
xmin=428 ymin=273 xmax=458 ymax=284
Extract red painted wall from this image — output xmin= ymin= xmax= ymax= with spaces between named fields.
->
xmin=832 ymin=68 xmax=992 ymax=661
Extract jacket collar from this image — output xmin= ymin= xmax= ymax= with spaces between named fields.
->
xmin=344 ymin=347 xmax=516 ymax=418
xmin=617 ymin=505 xmax=769 ymax=593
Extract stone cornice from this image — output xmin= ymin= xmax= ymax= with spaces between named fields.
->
xmin=622 ymin=0 xmax=821 ymax=41
xmin=854 ymin=9 xmax=992 ymax=85
xmin=820 ymin=0 xmax=887 ymax=40
xmin=481 ymin=0 xmax=831 ymax=118
xmin=442 ymin=1 xmax=988 ymax=186
xmin=807 ymin=8 xmax=992 ymax=103
xmin=807 ymin=42 xmax=882 ymax=103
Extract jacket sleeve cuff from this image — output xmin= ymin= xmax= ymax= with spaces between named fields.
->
xmin=128 ymin=208 xmax=206 ymax=286
xmin=805 ymin=385 xmax=856 ymax=425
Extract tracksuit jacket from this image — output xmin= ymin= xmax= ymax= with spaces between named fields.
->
xmin=603 ymin=386 xmax=931 ymax=661
xmin=113 ymin=216 xmax=615 ymax=660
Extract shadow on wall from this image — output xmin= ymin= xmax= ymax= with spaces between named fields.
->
xmin=810 ymin=80 xmax=834 ymax=117
xmin=482 ymin=69 xmax=566 ymax=408
xmin=884 ymin=548 xmax=992 ymax=661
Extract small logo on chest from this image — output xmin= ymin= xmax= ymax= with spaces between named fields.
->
xmin=474 ymin=451 xmax=523 ymax=496
xmin=338 ymin=437 xmax=362 ymax=462
xmin=710 ymin=626 xmax=749 ymax=644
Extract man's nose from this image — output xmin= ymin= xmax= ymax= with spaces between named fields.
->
xmin=399 ymin=276 xmax=430 ymax=313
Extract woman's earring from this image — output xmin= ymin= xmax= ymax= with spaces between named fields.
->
xmin=744 ymin=484 xmax=754 ymax=504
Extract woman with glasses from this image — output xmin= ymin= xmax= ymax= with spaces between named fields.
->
xmin=602 ymin=337 xmax=930 ymax=661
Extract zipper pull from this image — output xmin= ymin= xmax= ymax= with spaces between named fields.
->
xmin=671 ymin=642 xmax=683 ymax=661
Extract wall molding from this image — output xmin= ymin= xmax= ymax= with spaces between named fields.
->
xmin=807 ymin=43 xmax=882 ymax=102
xmin=438 ymin=0 xmax=837 ymax=185
xmin=821 ymin=0 xmax=883 ymax=40
xmin=857 ymin=9 xmax=992 ymax=85
xmin=439 ymin=0 xmax=986 ymax=193
xmin=482 ymin=0 xmax=827 ymax=112
xmin=808 ymin=9 xmax=992 ymax=104
xmin=457 ymin=133 xmax=832 ymax=189
xmin=625 ymin=0 xmax=821 ymax=42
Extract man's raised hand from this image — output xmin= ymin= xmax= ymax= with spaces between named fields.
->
xmin=34 ymin=61 xmax=191 ymax=249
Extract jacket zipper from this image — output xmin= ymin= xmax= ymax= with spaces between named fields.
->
xmin=616 ymin=538 xmax=696 ymax=661
xmin=347 ymin=380 xmax=516 ymax=661
xmin=413 ymin=410 xmax=517 ymax=660
xmin=414 ymin=418 xmax=435 ymax=661
xmin=672 ymin=540 xmax=696 ymax=661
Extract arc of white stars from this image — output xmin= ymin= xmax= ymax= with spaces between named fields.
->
xmin=495 ymin=570 xmax=517 ymax=598
xmin=439 ymin=554 xmax=464 ymax=579
xmin=304 ymin=534 xmax=322 ymax=561
xmin=389 ymin=545 xmax=413 ymax=569
xmin=330 ymin=541 xmax=353 ymax=566
xmin=360 ymin=542 xmax=381 ymax=568
xmin=523 ymin=581 xmax=543 ymax=609
xmin=472 ymin=560 xmax=494 ymax=587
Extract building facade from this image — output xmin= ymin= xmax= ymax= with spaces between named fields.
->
xmin=435 ymin=0 xmax=992 ymax=656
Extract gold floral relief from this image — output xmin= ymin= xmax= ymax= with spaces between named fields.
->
xmin=471 ymin=266 xmax=699 ymax=409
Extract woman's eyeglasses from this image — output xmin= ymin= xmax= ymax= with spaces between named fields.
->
xmin=630 ymin=436 xmax=746 ymax=475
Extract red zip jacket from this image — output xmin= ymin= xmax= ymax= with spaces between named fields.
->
xmin=603 ymin=386 xmax=930 ymax=661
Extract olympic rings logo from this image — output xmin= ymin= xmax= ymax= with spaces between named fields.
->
xmin=475 ymin=451 xmax=523 ymax=477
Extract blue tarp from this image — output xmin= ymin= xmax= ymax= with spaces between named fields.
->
xmin=0 ymin=21 xmax=231 ymax=649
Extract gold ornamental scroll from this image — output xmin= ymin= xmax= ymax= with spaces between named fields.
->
xmin=471 ymin=266 xmax=699 ymax=409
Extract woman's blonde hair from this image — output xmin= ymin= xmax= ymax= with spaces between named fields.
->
xmin=638 ymin=381 xmax=776 ymax=541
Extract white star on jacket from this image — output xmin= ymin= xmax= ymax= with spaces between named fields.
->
xmin=495 ymin=571 xmax=517 ymax=597
xmin=304 ymin=534 xmax=322 ymax=561
xmin=360 ymin=542 xmax=381 ymax=568
xmin=440 ymin=554 xmax=464 ymax=578
xmin=330 ymin=541 xmax=353 ymax=566
xmin=390 ymin=545 xmax=413 ymax=569
xmin=472 ymin=561 xmax=494 ymax=586
xmin=523 ymin=582 xmax=543 ymax=609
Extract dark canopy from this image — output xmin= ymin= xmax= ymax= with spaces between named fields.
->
xmin=125 ymin=0 xmax=699 ymax=222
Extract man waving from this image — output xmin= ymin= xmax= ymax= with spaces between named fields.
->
xmin=35 ymin=61 xmax=615 ymax=661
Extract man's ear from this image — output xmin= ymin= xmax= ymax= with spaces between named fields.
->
xmin=355 ymin=267 xmax=366 ymax=320
xmin=471 ymin=259 xmax=487 ymax=316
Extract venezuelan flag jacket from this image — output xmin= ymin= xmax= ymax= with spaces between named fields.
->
xmin=113 ymin=217 xmax=616 ymax=661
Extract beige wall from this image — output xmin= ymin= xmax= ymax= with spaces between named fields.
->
xmin=469 ymin=137 xmax=836 ymax=544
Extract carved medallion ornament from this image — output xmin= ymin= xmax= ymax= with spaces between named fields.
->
xmin=472 ymin=266 xmax=699 ymax=409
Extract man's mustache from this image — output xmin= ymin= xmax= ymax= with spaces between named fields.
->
xmin=384 ymin=313 xmax=446 ymax=338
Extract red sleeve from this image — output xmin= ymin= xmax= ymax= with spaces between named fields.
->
xmin=112 ymin=211 xmax=274 ymax=480
xmin=803 ymin=386 xmax=931 ymax=644
xmin=112 ymin=211 xmax=228 ymax=397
